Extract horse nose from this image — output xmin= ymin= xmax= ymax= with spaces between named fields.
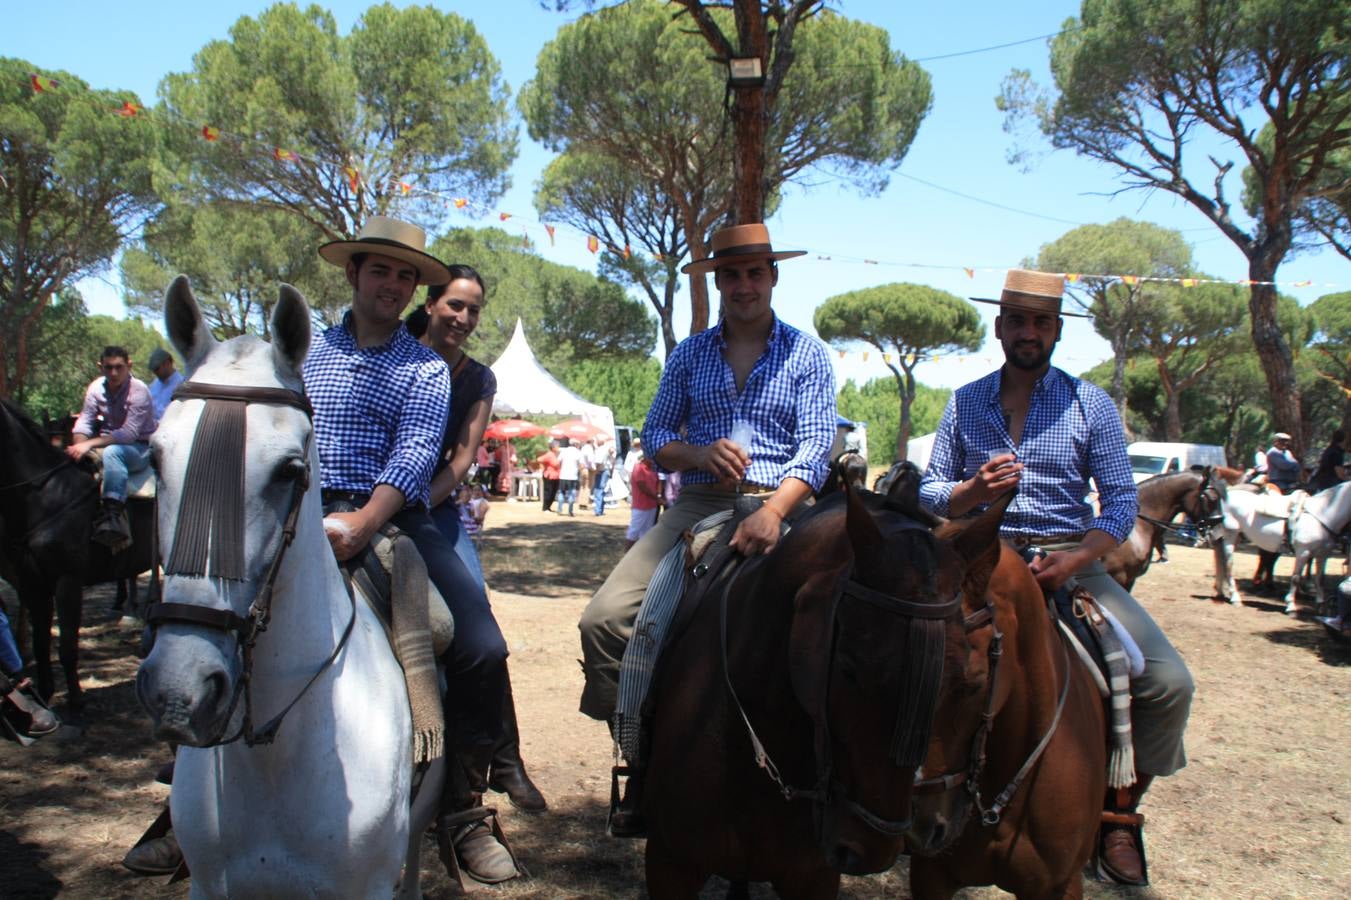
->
xmin=139 ymin=654 xmax=232 ymax=745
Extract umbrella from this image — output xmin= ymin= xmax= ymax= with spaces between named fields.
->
xmin=548 ymin=419 xmax=610 ymax=442
xmin=484 ymin=418 xmax=546 ymax=440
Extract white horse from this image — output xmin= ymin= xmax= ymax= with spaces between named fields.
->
xmin=1209 ymin=475 xmax=1351 ymax=614
xmin=136 ymin=277 xmax=442 ymax=898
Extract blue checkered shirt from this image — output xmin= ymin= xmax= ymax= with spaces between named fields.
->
xmin=302 ymin=313 xmax=450 ymax=507
xmin=643 ymin=316 xmax=837 ymax=491
xmin=919 ymin=366 xmax=1137 ymax=542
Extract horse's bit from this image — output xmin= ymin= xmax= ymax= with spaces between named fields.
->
xmin=720 ymin=558 xmax=964 ymax=839
xmin=145 ymin=381 xmax=353 ymax=748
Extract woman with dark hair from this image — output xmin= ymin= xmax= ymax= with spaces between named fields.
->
xmin=418 ymin=266 xmax=547 ymax=883
xmin=1309 ymin=429 xmax=1349 ymax=494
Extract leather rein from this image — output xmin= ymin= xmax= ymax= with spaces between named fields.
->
xmin=721 ymin=566 xmax=965 ymax=838
xmin=145 ymin=381 xmax=355 ymax=748
xmin=911 ymin=591 xmax=1072 ymax=828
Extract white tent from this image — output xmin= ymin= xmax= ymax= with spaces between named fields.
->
xmin=907 ymin=432 xmax=937 ymax=472
xmin=488 ymin=319 xmax=615 ymax=438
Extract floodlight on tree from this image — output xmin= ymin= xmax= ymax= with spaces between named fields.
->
xmin=727 ymin=58 xmax=765 ymax=89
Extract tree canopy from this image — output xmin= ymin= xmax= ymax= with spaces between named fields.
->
xmin=522 ymin=0 xmax=931 ymax=337
xmin=156 ymin=2 xmax=517 ymax=241
xmin=1 ymin=58 xmax=159 ymax=400
xmin=999 ymin=0 xmax=1351 ymax=448
xmin=815 ymin=283 xmax=982 ymax=459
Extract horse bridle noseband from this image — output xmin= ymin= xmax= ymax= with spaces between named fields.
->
xmin=721 ymin=563 xmax=965 ymax=839
xmin=145 ymin=380 xmax=354 ymax=748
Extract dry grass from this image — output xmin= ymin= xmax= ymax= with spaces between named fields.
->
xmin=3 ymin=497 xmax=1348 ymax=898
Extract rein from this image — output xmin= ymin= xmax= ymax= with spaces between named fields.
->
xmin=912 ymin=594 xmax=1073 ymax=828
xmin=145 ymin=381 xmax=355 ymax=748
xmin=720 ymin=562 xmax=963 ymax=838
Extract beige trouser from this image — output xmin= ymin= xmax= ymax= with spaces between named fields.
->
xmin=1041 ymin=541 xmax=1194 ymax=777
xmin=578 ymin=485 xmax=738 ymax=720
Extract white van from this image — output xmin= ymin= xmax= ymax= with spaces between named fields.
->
xmin=1126 ymin=441 xmax=1228 ymax=484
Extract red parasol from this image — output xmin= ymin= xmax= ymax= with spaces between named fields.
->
xmin=484 ymin=418 xmax=546 ymax=440
xmin=548 ymin=419 xmax=610 ymax=442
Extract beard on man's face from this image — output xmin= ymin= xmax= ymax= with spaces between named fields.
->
xmin=1004 ymin=339 xmax=1053 ymax=371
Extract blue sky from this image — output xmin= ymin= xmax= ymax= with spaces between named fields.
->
xmin=5 ymin=1 xmax=1347 ymax=391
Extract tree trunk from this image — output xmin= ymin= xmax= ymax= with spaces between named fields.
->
xmin=682 ymin=210 xmax=713 ymax=335
xmin=892 ymin=363 xmax=915 ymax=462
xmin=730 ymin=0 xmax=769 ymax=223
xmin=1247 ymin=268 xmax=1302 ymax=454
xmin=1111 ymin=334 xmax=1130 ymax=435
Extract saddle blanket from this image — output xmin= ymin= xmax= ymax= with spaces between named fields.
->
xmin=615 ymin=510 xmax=734 ymax=764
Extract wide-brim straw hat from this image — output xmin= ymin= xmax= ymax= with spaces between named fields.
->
xmin=318 ymin=216 xmax=451 ymax=285
xmin=680 ymin=223 xmax=807 ymax=275
xmin=971 ymin=268 xmax=1089 ymax=318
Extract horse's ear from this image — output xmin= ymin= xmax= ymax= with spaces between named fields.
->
xmin=164 ymin=275 xmax=217 ymax=373
xmin=845 ymin=481 xmax=884 ymax=556
xmin=884 ymin=461 xmax=923 ymax=515
xmin=936 ymin=489 xmax=1015 ymax=601
xmin=271 ymin=283 xmax=312 ymax=374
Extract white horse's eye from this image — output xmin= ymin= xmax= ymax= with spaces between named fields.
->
xmin=276 ymin=458 xmax=307 ymax=483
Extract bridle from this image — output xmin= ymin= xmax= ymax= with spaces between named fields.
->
xmin=144 ymin=380 xmax=354 ymax=748
xmin=910 ymin=588 xmax=1071 ymax=830
xmin=721 ymin=553 xmax=964 ymax=840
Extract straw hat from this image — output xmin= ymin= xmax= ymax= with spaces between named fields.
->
xmin=318 ymin=216 xmax=451 ymax=285
xmin=971 ymin=268 xmax=1089 ymax=318
xmin=1272 ymin=432 xmax=1292 ymax=442
xmin=680 ymin=223 xmax=806 ymax=275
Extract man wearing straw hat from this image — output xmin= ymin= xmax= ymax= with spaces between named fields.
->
xmin=578 ymin=223 xmax=837 ymax=834
xmin=919 ymin=268 xmax=1194 ymax=885
xmin=305 ymin=216 xmax=519 ymax=884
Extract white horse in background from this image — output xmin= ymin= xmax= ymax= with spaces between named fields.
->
xmin=136 ymin=277 xmax=442 ymax=898
xmin=1209 ymin=474 xmax=1351 ymax=614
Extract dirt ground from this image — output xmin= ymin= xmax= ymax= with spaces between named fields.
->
xmin=3 ymin=494 xmax=1349 ymax=899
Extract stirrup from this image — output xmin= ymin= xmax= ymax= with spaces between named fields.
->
xmin=1094 ymin=809 xmax=1148 ymax=886
xmin=607 ymin=764 xmax=646 ymax=839
xmin=435 ymin=804 xmax=524 ymax=891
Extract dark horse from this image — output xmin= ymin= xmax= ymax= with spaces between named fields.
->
xmin=905 ymin=494 xmax=1108 ymax=897
xmin=642 ymin=468 xmax=1008 ymax=898
xmin=821 ymin=449 xmax=869 ymax=495
xmin=0 ymin=399 xmax=157 ymax=706
xmin=1101 ymin=469 xmax=1218 ymax=590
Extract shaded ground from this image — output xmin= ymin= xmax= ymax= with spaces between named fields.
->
xmin=2 ymin=497 xmax=1348 ymax=898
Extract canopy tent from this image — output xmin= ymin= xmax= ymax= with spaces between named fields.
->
xmin=488 ymin=319 xmax=615 ymax=440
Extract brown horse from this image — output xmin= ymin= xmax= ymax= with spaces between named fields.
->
xmin=1102 ymin=470 xmax=1217 ymax=589
xmin=642 ymin=469 xmax=1008 ymax=898
xmin=906 ymin=496 xmax=1109 ymax=898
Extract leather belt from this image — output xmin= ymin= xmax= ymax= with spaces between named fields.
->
xmin=1006 ymin=532 xmax=1085 ymax=550
xmin=709 ymin=482 xmax=776 ymax=495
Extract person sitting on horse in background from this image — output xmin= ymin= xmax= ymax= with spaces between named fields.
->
xmin=1307 ymin=429 xmax=1348 ymax=494
xmin=66 ymin=345 xmax=156 ymax=550
xmin=305 ymin=216 xmax=519 ymax=884
xmin=146 ymin=347 xmax=185 ymax=422
xmin=919 ymin=268 xmax=1194 ymax=886
xmin=1266 ymin=432 xmax=1301 ymax=493
xmin=411 ymin=267 xmax=547 ymax=815
xmin=578 ymin=223 xmax=837 ymax=836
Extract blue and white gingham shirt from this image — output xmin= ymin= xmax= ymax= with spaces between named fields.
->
xmin=643 ymin=316 xmax=837 ymax=491
xmin=302 ymin=313 xmax=450 ymax=507
xmin=919 ymin=366 xmax=1137 ymax=542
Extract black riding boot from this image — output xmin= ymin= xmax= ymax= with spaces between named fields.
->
xmin=92 ymin=497 xmax=132 ymax=551
xmin=606 ymin=719 xmax=646 ymax=838
xmin=488 ymin=671 xmax=547 ymax=812
xmin=438 ymin=744 xmax=521 ymax=886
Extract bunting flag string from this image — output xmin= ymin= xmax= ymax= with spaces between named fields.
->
xmin=18 ymin=69 xmax=1347 ymax=293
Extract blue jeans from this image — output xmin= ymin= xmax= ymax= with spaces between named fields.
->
xmin=592 ymin=468 xmax=611 ymax=516
xmin=431 ymin=502 xmax=485 ymax=586
xmin=102 ymin=442 xmax=151 ymax=503
xmin=559 ymin=479 xmax=578 ymax=515
xmin=0 ymin=602 xmax=23 ymax=676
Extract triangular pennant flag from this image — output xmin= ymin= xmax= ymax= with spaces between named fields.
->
xmin=1181 ymin=278 xmax=1198 ymax=287
xmin=399 ymin=181 xmax=412 ymax=196
xmin=862 ymin=352 xmax=870 ymax=362
xmin=963 ymin=267 xmax=974 ymax=279
xmin=1066 ymin=273 xmax=1081 ymax=283
xmin=30 ymin=74 xmax=58 ymax=93
xmin=545 ymin=224 xmax=556 ymax=245
xmin=201 ymin=125 xmax=220 ymax=141
xmin=117 ymin=101 xmax=141 ymax=117
xmin=838 ymin=350 xmax=846 ymax=359
xmin=344 ymin=166 xmax=360 ymax=191
xmin=587 ymin=236 xmax=599 ymax=254
xmin=905 ymin=353 xmax=916 ymax=365
xmin=1121 ymin=275 xmax=1139 ymax=286
xmin=499 ymin=212 xmax=512 ymax=221
xmin=883 ymin=353 xmax=892 ymax=363
xmin=623 ymin=244 xmax=631 ymax=260
xmin=454 ymin=198 xmax=468 ymax=209
xmin=274 ymin=147 xmax=296 ymax=162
